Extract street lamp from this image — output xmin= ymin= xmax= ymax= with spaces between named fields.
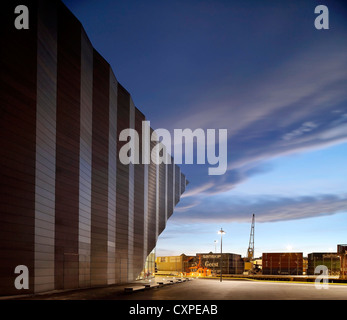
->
xmin=218 ymin=228 xmax=226 ymax=282
xmin=213 ymin=240 xmax=218 ymax=276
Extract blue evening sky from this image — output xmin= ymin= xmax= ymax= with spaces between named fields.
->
xmin=62 ymin=0 xmax=347 ymax=257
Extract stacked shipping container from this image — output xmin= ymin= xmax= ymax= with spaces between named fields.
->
xmin=156 ymin=253 xmax=244 ymax=275
xmin=262 ymin=253 xmax=303 ymax=275
xmin=307 ymin=253 xmax=340 ymax=275
xmin=195 ymin=253 xmax=244 ymax=275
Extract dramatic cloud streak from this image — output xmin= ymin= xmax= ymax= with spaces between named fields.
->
xmin=166 ymin=41 xmax=347 ymax=202
xmin=174 ymin=193 xmax=347 ymax=224
xmin=164 ymin=42 xmax=347 ymax=224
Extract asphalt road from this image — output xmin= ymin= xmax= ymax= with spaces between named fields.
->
xmin=121 ymin=279 xmax=347 ymax=300
xmin=11 ymin=278 xmax=347 ymax=300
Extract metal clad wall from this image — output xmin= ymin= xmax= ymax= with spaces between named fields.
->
xmin=180 ymin=172 xmax=186 ymax=195
xmin=78 ymin=28 xmax=93 ymax=289
xmin=158 ymin=159 xmax=166 ymax=235
xmin=133 ymin=109 xmax=145 ymax=279
xmin=116 ymin=84 xmax=130 ymax=283
xmin=54 ymin=2 xmax=81 ymax=290
xmin=143 ymin=162 xmax=149 ymax=268
xmin=167 ymin=161 xmax=174 ymax=219
xmin=172 ymin=161 xmax=175 ymax=217
xmin=147 ymin=130 xmax=158 ymax=255
xmin=34 ymin=0 xmax=57 ymax=293
xmin=174 ymin=165 xmax=180 ymax=205
xmin=107 ymin=70 xmax=117 ymax=284
xmin=128 ymin=98 xmax=135 ymax=282
xmin=0 ymin=0 xmax=187 ymax=296
xmin=90 ymin=50 xmax=110 ymax=286
xmin=0 ymin=0 xmax=38 ymax=296
xmin=155 ymin=139 xmax=160 ymax=243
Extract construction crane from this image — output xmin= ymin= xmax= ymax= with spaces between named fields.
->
xmin=247 ymin=214 xmax=255 ymax=260
xmin=244 ymin=214 xmax=258 ymax=274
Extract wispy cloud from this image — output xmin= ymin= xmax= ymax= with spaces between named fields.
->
xmin=282 ymin=121 xmax=319 ymax=141
xmin=168 ymin=41 xmax=347 ymax=201
xmin=174 ymin=200 xmax=201 ymax=212
xmin=180 ymin=182 xmax=215 ymax=198
xmin=174 ymin=193 xmax=347 ymax=224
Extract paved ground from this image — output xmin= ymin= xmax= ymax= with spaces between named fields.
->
xmin=9 ymin=277 xmax=347 ymax=300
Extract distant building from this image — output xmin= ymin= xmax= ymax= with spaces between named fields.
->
xmin=156 ymin=254 xmax=194 ymax=275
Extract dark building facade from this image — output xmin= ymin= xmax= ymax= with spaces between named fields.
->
xmin=262 ymin=252 xmax=303 ymax=275
xmin=0 ymin=0 xmax=186 ymax=296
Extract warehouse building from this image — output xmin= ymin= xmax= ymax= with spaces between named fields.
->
xmin=262 ymin=252 xmax=303 ymax=275
xmin=156 ymin=254 xmax=195 ymax=275
xmin=0 ymin=0 xmax=186 ymax=296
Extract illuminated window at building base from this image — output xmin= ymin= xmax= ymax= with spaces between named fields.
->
xmin=136 ymin=249 xmax=156 ymax=280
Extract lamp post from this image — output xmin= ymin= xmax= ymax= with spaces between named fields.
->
xmin=213 ymin=240 xmax=218 ymax=276
xmin=218 ymin=228 xmax=226 ymax=282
